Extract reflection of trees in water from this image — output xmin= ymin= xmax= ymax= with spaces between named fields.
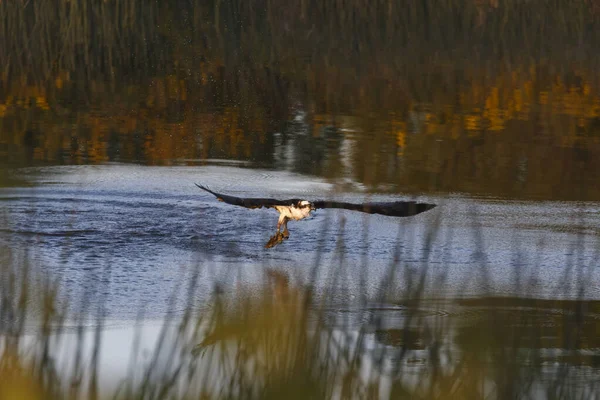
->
xmin=3 ymin=62 xmax=600 ymax=200
xmin=286 ymin=121 xmax=344 ymax=178
xmin=3 ymin=1 xmax=600 ymax=198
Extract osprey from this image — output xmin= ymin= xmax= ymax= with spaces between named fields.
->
xmin=195 ymin=184 xmax=436 ymax=248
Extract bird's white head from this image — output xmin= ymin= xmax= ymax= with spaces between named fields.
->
xmin=296 ymin=200 xmax=315 ymax=217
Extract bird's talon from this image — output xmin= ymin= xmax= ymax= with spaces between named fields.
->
xmin=265 ymin=232 xmax=286 ymax=249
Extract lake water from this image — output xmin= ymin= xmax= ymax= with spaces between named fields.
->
xmin=3 ymin=164 xmax=600 ymax=322
xmin=3 ymin=163 xmax=600 ymax=395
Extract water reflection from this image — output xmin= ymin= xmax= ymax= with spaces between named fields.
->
xmin=3 ymin=65 xmax=600 ymax=201
xmin=2 ymin=2 xmax=600 ymax=200
xmin=366 ymin=297 xmax=600 ymax=370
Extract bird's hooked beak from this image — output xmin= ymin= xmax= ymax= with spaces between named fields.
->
xmin=310 ymin=202 xmax=316 ymax=211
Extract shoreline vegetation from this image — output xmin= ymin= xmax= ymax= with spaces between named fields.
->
xmin=2 ymin=0 xmax=600 ymax=80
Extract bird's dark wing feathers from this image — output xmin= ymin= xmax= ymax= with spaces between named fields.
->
xmin=312 ymin=200 xmax=436 ymax=217
xmin=195 ymin=184 xmax=299 ymax=209
xmin=196 ymin=184 xmax=436 ymax=217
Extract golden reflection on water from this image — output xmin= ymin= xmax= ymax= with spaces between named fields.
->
xmin=2 ymin=0 xmax=600 ymax=200
xmin=3 ymin=63 xmax=600 ymax=200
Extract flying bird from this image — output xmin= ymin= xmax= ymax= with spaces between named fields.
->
xmin=195 ymin=184 xmax=436 ymax=248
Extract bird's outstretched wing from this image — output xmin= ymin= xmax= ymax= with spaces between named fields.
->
xmin=195 ymin=184 xmax=300 ymax=209
xmin=311 ymin=200 xmax=436 ymax=217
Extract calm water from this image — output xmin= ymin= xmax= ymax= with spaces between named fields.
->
xmin=2 ymin=164 xmax=600 ymax=320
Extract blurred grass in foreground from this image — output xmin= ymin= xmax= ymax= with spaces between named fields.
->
xmin=1 ymin=237 xmax=600 ymax=399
